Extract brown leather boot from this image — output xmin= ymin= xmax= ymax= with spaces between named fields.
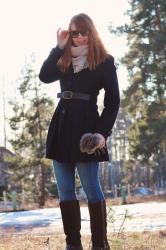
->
xmin=88 ymin=200 xmax=110 ymax=250
xmin=59 ymin=200 xmax=83 ymax=250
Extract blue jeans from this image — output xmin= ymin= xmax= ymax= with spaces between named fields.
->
xmin=52 ymin=160 xmax=105 ymax=202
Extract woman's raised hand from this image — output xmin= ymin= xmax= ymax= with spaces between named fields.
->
xmin=57 ymin=28 xmax=70 ymax=49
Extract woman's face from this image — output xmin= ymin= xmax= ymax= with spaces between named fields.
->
xmin=70 ymin=23 xmax=89 ymax=47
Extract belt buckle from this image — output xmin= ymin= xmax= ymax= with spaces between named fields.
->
xmin=62 ymin=91 xmax=73 ymax=99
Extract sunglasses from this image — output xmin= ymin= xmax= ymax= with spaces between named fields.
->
xmin=69 ymin=30 xmax=89 ymax=38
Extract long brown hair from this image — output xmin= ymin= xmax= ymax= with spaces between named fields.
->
xmin=57 ymin=13 xmax=108 ymax=72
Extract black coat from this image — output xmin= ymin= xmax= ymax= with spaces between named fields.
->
xmin=39 ymin=46 xmax=120 ymax=163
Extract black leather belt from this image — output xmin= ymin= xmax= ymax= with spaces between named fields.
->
xmin=57 ymin=91 xmax=90 ymax=101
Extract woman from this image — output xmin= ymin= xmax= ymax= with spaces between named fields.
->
xmin=39 ymin=13 xmax=120 ymax=250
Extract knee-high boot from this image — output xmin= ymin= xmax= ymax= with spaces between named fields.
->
xmin=88 ymin=200 xmax=110 ymax=250
xmin=59 ymin=200 xmax=83 ymax=250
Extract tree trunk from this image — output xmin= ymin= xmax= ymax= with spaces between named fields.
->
xmin=38 ymin=164 xmax=45 ymax=208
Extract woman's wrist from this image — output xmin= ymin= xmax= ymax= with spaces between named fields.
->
xmin=57 ymin=44 xmax=65 ymax=50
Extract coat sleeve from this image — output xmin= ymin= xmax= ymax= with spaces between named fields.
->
xmin=94 ymin=56 xmax=120 ymax=140
xmin=38 ymin=46 xmax=64 ymax=83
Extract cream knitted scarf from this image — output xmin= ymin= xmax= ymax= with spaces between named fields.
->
xmin=71 ymin=45 xmax=89 ymax=73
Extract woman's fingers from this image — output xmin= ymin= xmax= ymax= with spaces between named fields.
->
xmin=57 ymin=28 xmax=70 ymax=49
xmin=57 ymin=28 xmax=69 ymax=38
xmin=98 ymin=140 xmax=106 ymax=149
xmin=57 ymin=28 xmax=61 ymax=35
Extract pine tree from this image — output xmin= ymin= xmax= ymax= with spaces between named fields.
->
xmin=8 ymin=54 xmax=55 ymax=207
xmin=109 ymin=0 xmax=166 ymax=187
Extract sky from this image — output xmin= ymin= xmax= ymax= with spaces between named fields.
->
xmin=0 ymin=0 xmax=130 ymax=149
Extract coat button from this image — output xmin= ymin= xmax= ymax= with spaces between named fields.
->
xmin=62 ymin=109 xmax=66 ymax=114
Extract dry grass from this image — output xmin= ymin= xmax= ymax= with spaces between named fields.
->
xmin=1 ymin=194 xmax=166 ymax=213
xmin=106 ymin=194 xmax=166 ymax=206
xmin=41 ymin=194 xmax=166 ymax=208
xmin=0 ymin=231 xmax=166 ymax=250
